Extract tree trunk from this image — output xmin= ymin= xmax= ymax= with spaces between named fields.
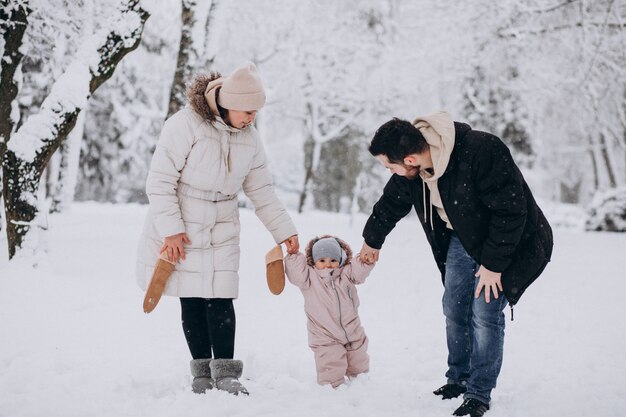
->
xmin=623 ymin=88 xmax=626 ymax=184
xmin=197 ymin=0 xmax=219 ymax=72
xmin=2 ymin=0 xmax=149 ymax=258
xmin=0 ymin=1 xmax=30 ymax=153
xmin=588 ymin=148 xmax=600 ymax=193
xmin=298 ymin=136 xmax=315 ymax=213
xmin=598 ymin=133 xmax=618 ymax=188
xmin=166 ymin=0 xmax=196 ymax=119
xmin=167 ymin=0 xmax=220 ymax=119
xmin=0 ymin=2 xmax=31 ymax=234
xmin=48 ymin=111 xmax=86 ymax=213
xmin=3 ymin=147 xmax=50 ymax=256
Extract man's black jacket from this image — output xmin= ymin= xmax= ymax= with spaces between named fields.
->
xmin=362 ymin=122 xmax=553 ymax=305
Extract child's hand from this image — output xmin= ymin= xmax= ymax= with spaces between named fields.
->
xmin=283 ymin=235 xmax=300 ymax=254
xmin=358 ymin=241 xmax=379 ymax=264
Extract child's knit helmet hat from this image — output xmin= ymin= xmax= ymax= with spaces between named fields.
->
xmin=305 ymin=235 xmax=353 ymax=267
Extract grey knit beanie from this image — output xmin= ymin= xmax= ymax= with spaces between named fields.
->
xmin=312 ymin=237 xmax=346 ymax=266
xmin=217 ymin=62 xmax=266 ymax=111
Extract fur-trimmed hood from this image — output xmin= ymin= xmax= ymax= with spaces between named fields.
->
xmin=305 ymin=235 xmax=353 ymax=267
xmin=186 ymin=72 xmax=222 ymax=123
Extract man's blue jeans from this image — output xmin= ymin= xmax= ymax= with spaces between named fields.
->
xmin=443 ymin=233 xmax=508 ymax=404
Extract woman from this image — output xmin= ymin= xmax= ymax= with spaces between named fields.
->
xmin=136 ymin=63 xmax=299 ymax=395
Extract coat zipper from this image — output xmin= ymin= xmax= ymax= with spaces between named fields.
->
xmin=330 ymin=270 xmax=351 ymax=346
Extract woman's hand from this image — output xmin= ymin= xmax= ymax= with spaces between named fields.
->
xmin=358 ymin=241 xmax=380 ymax=264
xmin=283 ymin=235 xmax=300 ymax=254
xmin=160 ymin=232 xmax=191 ymax=263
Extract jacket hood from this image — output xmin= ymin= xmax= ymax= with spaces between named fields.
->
xmin=413 ymin=110 xmax=455 ymax=183
xmin=186 ymin=72 xmax=222 ymax=122
xmin=305 ymin=235 xmax=353 ymax=267
xmin=412 ymin=111 xmax=456 ymax=230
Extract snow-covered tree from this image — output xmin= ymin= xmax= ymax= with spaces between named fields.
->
xmin=1 ymin=0 xmax=149 ymax=258
xmin=47 ymin=111 xmax=84 ymax=212
xmin=75 ymin=62 xmax=161 ymax=204
xmin=12 ymin=0 xmax=620 ymax=219
xmin=75 ymin=0 xmax=226 ymax=205
xmin=462 ymin=64 xmax=534 ymax=168
xmin=75 ymin=1 xmax=177 ymax=204
xmin=585 ymin=186 xmax=626 ymax=232
xmin=496 ymin=0 xmax=626 ymax=203
xmin=448 ymin=2 xmax=536 ymax=172
xmin=0 ymin=0 xmax=31 ymax=234
xmin=166 ymin=0 xmax=222 ymax=119
xmin=234 ymin=1 xmax=397 ymax=213
xmin=29 ymin=0 xmax=102 ymax=212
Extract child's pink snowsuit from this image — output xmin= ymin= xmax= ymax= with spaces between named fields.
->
xmin=284 ymin=252 xmax=374 ymax=387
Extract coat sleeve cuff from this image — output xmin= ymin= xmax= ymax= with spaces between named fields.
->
xmin=479 ymin=246 xmax=512 ymax=273
xmin=271 ymin=222 xmax=298 ymax=245
xmin=154 ymin=218 xmax=185 ymax=240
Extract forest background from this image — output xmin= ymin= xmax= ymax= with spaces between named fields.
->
xmin=1 ymin=0 xmax=625 ymax=258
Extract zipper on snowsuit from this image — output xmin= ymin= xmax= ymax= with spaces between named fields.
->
xmin=329 ymin=270 xmax=351 ymax=346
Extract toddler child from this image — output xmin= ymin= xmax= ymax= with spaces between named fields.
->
xmin=284 ymin=235 xmax=375 ymax=388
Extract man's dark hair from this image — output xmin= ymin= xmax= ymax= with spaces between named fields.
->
xmin=368 ymin=118 xmax=428 ymax=164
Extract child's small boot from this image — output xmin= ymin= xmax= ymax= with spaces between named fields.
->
xmin=209 ymin=359 xmax=249 ymax=396
xmin=190 ymin=359 xmax=214 ymax=394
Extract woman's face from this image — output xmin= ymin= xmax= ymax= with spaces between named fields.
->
xmin=225 ymin=109 xmax=257 ymax=129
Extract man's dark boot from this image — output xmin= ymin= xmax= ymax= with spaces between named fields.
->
xmin=453 ymin=398 xmax=490 ymax=416
xmin=433 ymin=383 xmax=467 ymax=399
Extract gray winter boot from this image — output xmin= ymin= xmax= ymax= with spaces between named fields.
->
xmin=190 ymin=359 xmax=214 ymax=394
xmin=209 ymin=359 xmax=249 ymax=396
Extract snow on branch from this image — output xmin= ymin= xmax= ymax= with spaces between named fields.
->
xmin=318 ymin=108 xmax=364 ymax=144
xmin=6 ymin=0 xmax=149 ymax=165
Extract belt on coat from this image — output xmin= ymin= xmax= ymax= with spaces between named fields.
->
xmin=177 ymin=183 xmax=236 ymax=202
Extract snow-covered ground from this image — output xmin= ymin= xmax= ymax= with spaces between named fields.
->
xmin=1 ymin=202 xmax=625 ymax=417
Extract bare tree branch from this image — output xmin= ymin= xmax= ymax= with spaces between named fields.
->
xmin=498 ymin=19 xmax=625 ymax=38
xmin=529 ymin=0 xmax=579 ymax=14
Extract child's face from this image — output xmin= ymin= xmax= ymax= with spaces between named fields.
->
xmin=314 ymin=257 xmax=340 ymax=269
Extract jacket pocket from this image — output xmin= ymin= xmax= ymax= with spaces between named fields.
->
xmin=347 ymin=286 xmax=356 ymax=311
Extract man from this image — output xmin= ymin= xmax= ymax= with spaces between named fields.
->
xmin=359 ymin=111 xmax=553 ymax=417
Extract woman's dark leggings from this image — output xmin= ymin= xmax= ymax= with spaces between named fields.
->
xmin=180 ymin=297 xmax=236 ymax=360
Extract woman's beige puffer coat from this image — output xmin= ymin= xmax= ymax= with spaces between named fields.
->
xmin=136 ymin=74 xmax=296 ymax=299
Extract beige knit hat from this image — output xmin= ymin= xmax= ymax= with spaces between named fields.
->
xmin=217 ymin=62 xmax=266 ymax=111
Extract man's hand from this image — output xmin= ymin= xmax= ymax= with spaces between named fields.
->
xmin=283 ymin=235 xmax=300 ymax=254
xmin=358 ymin=241 xmax=380 ymax=264
xmin=474 ymin=265 xmax=503 ymax=303
xmin=160 ymin=232 xmax=191 ymax=263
